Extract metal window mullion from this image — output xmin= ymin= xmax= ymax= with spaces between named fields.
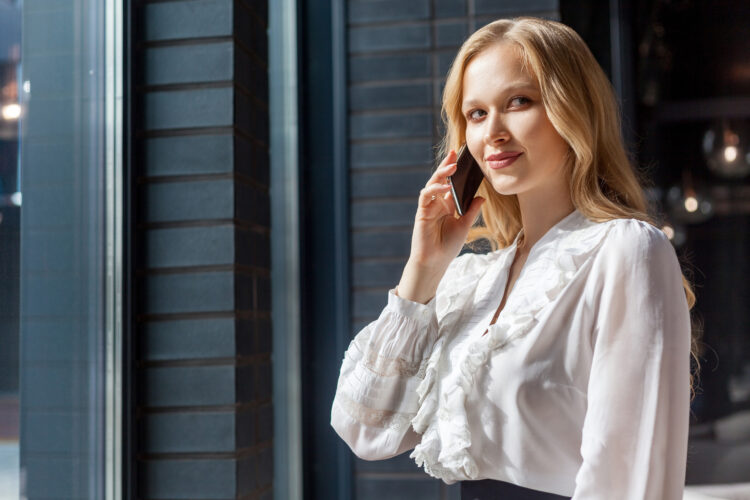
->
xmin=104 ymin=0 xmax=124 ymax=498
xmin=271 ymin=0 xmax=303 ymax=498
xmin=331 ymin=1 xmax=353 ymax=498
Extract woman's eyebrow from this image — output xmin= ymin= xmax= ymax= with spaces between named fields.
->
xmin=462 ymin=82 xmax=539 ymax=110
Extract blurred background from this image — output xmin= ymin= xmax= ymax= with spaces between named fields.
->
xmin=565 ymin=0 xmax=750 ymax=491
xmin=0 ymin=0 xmax=748 ymax=499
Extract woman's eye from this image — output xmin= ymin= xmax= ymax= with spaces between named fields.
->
xmin=467 ymin=98 xmax=529 ymax=121
xmin=468 ymin=109 xmax=485 ymax=121
xmin=509 ymin=96 xmax=531 ymax=107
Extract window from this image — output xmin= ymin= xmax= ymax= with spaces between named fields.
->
xmin=0 ymin=0 xmax=122 ymax=497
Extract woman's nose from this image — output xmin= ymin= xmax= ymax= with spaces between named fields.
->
xmin=483 ymin=112 xmax=510 ymax=144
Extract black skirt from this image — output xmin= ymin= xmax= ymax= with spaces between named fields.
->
xmin=460 ymin=479 xmax=571 ymax=500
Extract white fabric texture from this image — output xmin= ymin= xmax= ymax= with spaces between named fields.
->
xmin=330 ymin=208 xmax=691 ymax=499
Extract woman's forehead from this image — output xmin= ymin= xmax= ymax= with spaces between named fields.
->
xmin=462 ymin=44 xmax=539 ymax=104
xmin=465 ymin=43 xmax=534 ymax=82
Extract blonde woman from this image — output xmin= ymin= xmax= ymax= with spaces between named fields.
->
xmin=331 ymin=16 xmax=699 ymax=500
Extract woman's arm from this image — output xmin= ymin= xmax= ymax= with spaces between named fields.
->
xmin=572 ymin=220 xmax=691 ymax=500
xmin=330 ymin=288 xmax=439 ymax=460
xmin=331 ymin=149 xmax=484 ymax=460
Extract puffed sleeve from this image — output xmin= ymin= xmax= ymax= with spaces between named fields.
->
xmin=330 ymin=288 xmax=438 ymax=460
xmin=572 ymin=220 xmax=691 ymax=500
xmin=330 ymin=253 xmax=477 ymax=461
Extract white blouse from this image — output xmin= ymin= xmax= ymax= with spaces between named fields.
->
xmin=330 ymin=208 xmax=692 ymax=499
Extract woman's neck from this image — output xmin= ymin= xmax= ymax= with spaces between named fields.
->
xmin=516 ymin=188 xmax=575 ymax=253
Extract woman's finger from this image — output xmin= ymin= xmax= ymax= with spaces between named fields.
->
xmin=426 ymin=150 xmax=458 ymax=186
xmin=433 ymin=162 xmax=458 ymax=186
xmin=418 ymin=182 xmax=452 ymax=208
xmin=438 ymin=149 xmax=457 ymax=169
xmin=425 ymin=161 xmax=456 ymax=188
xmin=440 ymin=189 xmax=457 ymax=214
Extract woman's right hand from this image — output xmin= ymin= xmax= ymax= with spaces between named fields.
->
xmin=396 ymin=149 xmax=485 ymax=304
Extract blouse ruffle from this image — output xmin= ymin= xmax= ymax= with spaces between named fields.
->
xmin=409 ymin=212 xmax=619 ymax=483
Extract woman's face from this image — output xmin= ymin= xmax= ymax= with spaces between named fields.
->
xmin=461 ymin=42 xmax=570 ymax=199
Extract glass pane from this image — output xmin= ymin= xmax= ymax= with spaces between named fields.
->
xmin=1 ymin=0 xmax=110 ymax=497
xmin=0 ymin=2 xmax=22 ymax=497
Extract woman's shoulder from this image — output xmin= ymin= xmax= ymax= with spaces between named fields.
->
xmin=588 ymin=216 xmax=680 ymax=277
xmin=595 ymin=217 xmax=674 ymax=256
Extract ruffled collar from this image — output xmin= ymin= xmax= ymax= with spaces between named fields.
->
xmin=409 ymin=208 xmax=618 ymax=484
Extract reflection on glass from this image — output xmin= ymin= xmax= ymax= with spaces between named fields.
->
xmin=0 ymin=1 xmax=21 ymax=498
xmin=1 ymin=0 xmax=108 ymax=497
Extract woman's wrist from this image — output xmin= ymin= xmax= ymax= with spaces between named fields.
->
xmin=396 ymin=259 xmax=444 ymax=304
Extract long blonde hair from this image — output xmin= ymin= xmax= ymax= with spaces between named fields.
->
xmin=438 ymin=17 xmax=702 ymax=399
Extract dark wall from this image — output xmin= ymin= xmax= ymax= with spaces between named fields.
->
xmin=133 ymin=0 xmax=271 ymax=498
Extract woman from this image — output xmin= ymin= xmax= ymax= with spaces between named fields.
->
xmin=330 ymin=16 xmax=699 ymax=500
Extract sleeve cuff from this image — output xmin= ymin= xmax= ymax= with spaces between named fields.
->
xmin=387 ymin=288 xmax=437 ymax=326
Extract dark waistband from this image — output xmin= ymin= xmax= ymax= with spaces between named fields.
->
xmin=461 ymin=479 xmax=571 ymax=500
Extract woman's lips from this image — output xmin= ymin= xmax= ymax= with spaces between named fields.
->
xmin=486 ymin=152 xmax=522 ymax=169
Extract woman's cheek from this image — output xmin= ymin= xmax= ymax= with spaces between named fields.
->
xmin=508 ymin=114 xmax=534 ymax=137
xmin=466 ymin=131 xmax=483 ymax=160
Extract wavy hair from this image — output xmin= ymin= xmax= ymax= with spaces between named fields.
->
xmin=437 ymin=16 xmax=702 ymax=399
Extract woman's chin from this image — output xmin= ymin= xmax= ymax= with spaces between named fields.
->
xmin=487 ymin=179 xmax=521 ymax=197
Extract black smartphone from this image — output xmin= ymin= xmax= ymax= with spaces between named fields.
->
xmin=448 ymin=144 xmax=485 ymax=216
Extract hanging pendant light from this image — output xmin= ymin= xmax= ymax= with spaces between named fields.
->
xmin=666 ymin=170 xmax=714 ymax=224
xmin=660 ymin=220 xmax=687 ymax=247
xmin=702 ymin=119 xmax=750 ymax=178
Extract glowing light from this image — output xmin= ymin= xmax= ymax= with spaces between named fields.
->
xmin=662 ymin=225 xmax=675 ymax=240
xmin=724 ymin=146 xmax=738 ymax=162
xmin=684 ymin=196 xmax=698 ymax=212
xmin=1 ymin=103 xmax=21 ymax=120
xmin=23 ymin=80 xmax=30 ymax=94
xmin=10 ymin=192 xmax=22 ymax=207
